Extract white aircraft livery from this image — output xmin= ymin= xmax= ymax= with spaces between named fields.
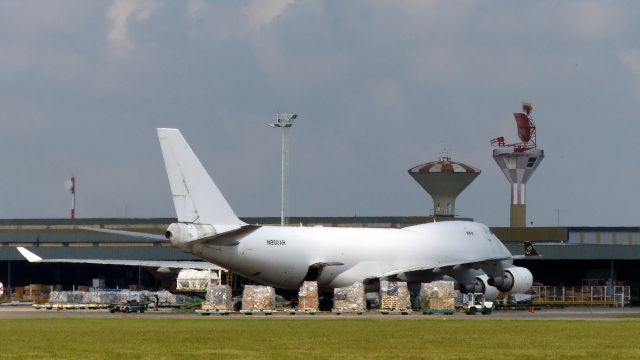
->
xmin=156 ymin=128 xmax=535 ymax=300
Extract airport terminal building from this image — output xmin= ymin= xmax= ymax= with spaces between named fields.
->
xmin=1 ymin=217 xmax=639 ymax=304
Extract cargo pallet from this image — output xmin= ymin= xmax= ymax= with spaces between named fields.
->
xmin=34 ymin=303 xmax=109 ymax=310
xmin=380 ymin=309 xmax=411 ymax=315
xmin=381 ymin=298 xmax=406 ymax=310
xmin=423 ymin=309 xmax=455 ymax=315
xmin=240 ymin=309 xmax=273 ymax=315
xmin=196 ymin=309 xmax=230 ymax=316
xmin=289 ymin=310 xmax=316 ymax=315
xmin=332 ymin=310 xmax=364 ymax=315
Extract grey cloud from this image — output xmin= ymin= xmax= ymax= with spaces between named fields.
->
xmin=1 ymin=1 xmax=640 ymax=226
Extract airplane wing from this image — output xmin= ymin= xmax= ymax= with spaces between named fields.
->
xmin=375 ymin=241 xmax=543 ymax=279
xmin=16 ymin=247 xmax=224 ymax=271
xmin=375 ymin=255 xmax=509 ymax=279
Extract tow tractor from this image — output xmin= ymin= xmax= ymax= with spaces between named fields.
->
xmin=463 ymin=293 xmax=493 ymax=315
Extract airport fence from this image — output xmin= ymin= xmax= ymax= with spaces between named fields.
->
xmin=530 ymin=285 xmax=631 ymax=307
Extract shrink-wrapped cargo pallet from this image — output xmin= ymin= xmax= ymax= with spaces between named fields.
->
xmin=47 ymin=290 xmax=194 ymax=306
xmin=297 ymin=281 xmax=318 ymax=311
xmin=83 ymin=291 xmax=119 ymax=305
xmin=241 ymin=285 xmax=275 ymax=311
xmin=380 ymin=281 xmax=411 ymax=310
xmin=203 ymin=285 xmax=233 ymax=311
xmin=420 ymin=281 xmax=456 ymax=310
xmin=333 ymin=282 xmax=366 ymax=313
xmin=176 ymin=269 xmax=216 ymax=292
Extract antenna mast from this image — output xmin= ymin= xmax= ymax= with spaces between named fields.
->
xmin=65 ymin=176 xmax=76 ymax=219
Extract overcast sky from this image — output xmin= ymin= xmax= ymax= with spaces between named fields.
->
xmin=1 ymin=1 xmax=639 ymax=227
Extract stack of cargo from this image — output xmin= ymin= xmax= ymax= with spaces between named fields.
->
xmin=176 ymin=269 xmax=217 ymax=292
xmin=46 ymin=290 xmax=195 ymax=307
xmin=241 ymin=285 xmax=275 ymax=311
xmin=49 ymin=291 xmax=85 ymax=304
xmin=83 ymin=291 xmax=121 ymax=305
xmin=202 ymin=285 xmax=233 ymax=311
xmin=332 ymin=282 xmax=366 ymax=313
xmin=13 ymin=286 xmax=24 ymax=300
xmin=379 ymin=280 xmax=411 ymax=311
xmin=420 ymin=281 xmax=456 ymax=311
xmin=23 ymin=284 xmax=43 ymax=301
xmin=297 ymin=281 xmax=318 ymax=311
xmin=92 ymin=278 xmax=106 ymax=289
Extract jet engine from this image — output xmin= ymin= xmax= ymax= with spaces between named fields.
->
xmin=164 ymin=223 xmax=216 ymax=250
xmin=487 ymin=267 xmax=533 ymax=294
xmin=460 ymin=275 xmax=500 ymax=301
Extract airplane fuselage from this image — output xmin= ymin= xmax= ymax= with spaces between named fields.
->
xmin=182 ymin=220 xmax=513 ymax=289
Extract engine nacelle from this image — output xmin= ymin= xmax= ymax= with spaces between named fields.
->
xmin=164 ymin=223 xmax=217 ymax=251
xmin=488 ymin=267 xmax=533 ymax=294
xmin=459 ymin=275 xmax=500 ymax=301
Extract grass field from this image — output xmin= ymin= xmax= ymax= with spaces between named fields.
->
xmin=1 ymin=318 xmax=639 ymax=359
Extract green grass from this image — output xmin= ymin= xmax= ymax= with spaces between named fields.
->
xmin=1 ymin=318 xmax=639 ymax=359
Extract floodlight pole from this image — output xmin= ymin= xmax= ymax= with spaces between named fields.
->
xmin=268 ymin=114 xmax=298 ymax=226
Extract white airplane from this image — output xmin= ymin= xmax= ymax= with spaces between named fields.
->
xmin=17 ymin=128 xmax=537 ymax=300
xmin=152 ymin=128 xmax=534 ymax=300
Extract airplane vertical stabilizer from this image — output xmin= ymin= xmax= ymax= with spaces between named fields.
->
xmin=157 ymin=128 xmax=245 ymax=226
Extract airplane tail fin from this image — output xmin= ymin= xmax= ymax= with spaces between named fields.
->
xmin=524 ymin=241 xmax=539 ymax=256
xmin=157 ymin=128 xmax=245 ymax=226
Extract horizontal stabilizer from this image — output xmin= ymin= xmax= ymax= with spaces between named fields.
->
xmin=79 ymin=227 xmax=166 ymax=241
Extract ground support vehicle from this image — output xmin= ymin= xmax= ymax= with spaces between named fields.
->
xmin=463 ymin=293 xmax=493 ymax=315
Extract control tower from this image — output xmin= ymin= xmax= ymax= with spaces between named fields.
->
xmin=491 ymin=102 xmax=544 ymax=227
xmin=408 ymin=156 xmax=480 ymax=217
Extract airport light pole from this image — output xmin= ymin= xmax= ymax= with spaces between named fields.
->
xmin=268 ymin=114 xmax=298 ymax=226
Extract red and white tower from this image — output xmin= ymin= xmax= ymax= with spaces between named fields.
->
xmin=491 ymin=102 xmax=544 ymax=227
xmin=65 ymin=176 xmax=76 ymax=219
